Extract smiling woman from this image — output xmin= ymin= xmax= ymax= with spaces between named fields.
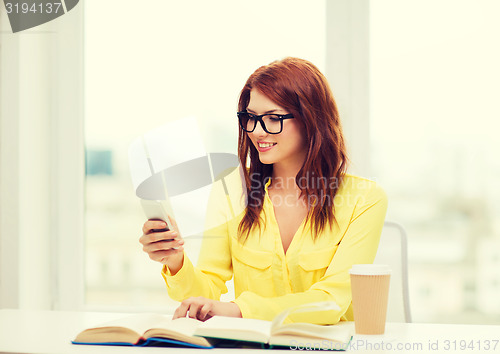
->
xmin=140 ymin=57 xmax=387 ymax=324
xmin=237 ymin=58 xmax=348 ymax=241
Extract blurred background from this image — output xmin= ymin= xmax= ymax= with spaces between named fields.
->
xmin=1 ymin=0 xmax=499 ymax=324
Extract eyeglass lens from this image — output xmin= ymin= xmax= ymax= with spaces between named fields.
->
xmin=239 ymin=113 xmax=282 ymax=134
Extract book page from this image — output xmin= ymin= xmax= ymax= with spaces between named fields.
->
xmin=74 ymin=313 xmax=171 ymax=344
xmin=99 ymin=314 xmax=206 ymax=338
xmin=89 ymin=313 xmax=174 ymax=336
xmin=144 ymin=317 xmax=211 ymax=347
xmin=144 ymin=317 xmax=203 ymax=338
xmin=271 ymin=321 xmax=353 ymax=342
xmin=195 ymin=316 xmax=272 ymax=344
xmin=270 ymin=301 xmax=341 ymax=332
xmin=74 ymin=313 xmax=211 ymax=347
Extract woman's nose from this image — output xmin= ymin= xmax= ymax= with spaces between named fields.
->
xmin=252 ymin=120 xmax=268 ymax=137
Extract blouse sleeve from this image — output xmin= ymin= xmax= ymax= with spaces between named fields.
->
xmin=161 ymin=177 xmax=238 ymax=301
xmin=232 ymin=183 xmax=388 ymax=324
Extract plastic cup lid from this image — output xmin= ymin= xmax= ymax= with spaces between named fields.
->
xmin=349 ymin=264 xmax=391 ymax=275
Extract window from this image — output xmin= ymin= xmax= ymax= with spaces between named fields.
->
xmin=370 ymin=0 xmax=500 ymax=323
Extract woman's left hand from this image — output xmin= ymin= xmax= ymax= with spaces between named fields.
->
xmin=173 ymin=297 xmax=242 ymax=321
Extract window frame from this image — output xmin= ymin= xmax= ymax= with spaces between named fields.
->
xmin=0 ymin=5 xmax=85 ymax=310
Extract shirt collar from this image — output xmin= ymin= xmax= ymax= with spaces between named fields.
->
xmin=264 ymin=177 xmax=272 ymax=194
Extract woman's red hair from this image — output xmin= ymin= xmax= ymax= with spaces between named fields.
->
xmin=238 ymin=57 xmax=348 ymax=240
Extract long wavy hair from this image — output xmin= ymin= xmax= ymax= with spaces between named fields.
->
xmin=237 ymin=57 xmax=348 ymax=241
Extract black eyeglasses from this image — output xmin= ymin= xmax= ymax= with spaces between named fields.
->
xmin=237 ymin=111 xmax=294 ymax=134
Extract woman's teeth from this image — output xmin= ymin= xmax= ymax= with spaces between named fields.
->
xmin=258 ymin=142 xmax=277 ymax=148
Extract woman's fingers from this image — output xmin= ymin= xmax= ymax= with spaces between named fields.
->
xmin=139 ymin=218 xmax=185 ymax=265
xmin=173 ymin=297 xmax=215 ymax=321
xmin=173 ymin=298 xmax=241 ymax=321
xmin=173 ymin=300 xmax=190 ymax=319
xmin=139 ymin=228 xmax=181 ymax=245
xmin=142 ymin=220 xmax=169 ymax=235
xmin=142 ymin=238 xmax=184 ymax=253
xmin=199 ymin=303 xmax=214 ymax=321
xmin=141 ymin=230 xmax=178 ymax=244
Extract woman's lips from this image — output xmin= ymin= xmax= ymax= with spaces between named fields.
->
xmin=257 ymin=142 xmax=277 ymax=152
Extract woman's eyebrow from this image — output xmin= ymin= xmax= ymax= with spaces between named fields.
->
xmin=246 ymin=108 xmax=282 ymax=114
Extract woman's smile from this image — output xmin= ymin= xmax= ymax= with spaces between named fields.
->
xmin=257 ymin=141 xmax=277 ymax=152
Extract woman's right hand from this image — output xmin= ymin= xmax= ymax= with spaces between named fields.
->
xmin=139 ymin=219 xmax=185 ymax=274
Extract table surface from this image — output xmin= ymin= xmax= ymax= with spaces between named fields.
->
xmin=1 ymin=309 xmax=499 ymax=353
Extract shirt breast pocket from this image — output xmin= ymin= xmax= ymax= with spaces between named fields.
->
xmin=231 ymin=239 xmax=274 ymax=296
xmin=298 ymin=245 xmax=338 ymax=286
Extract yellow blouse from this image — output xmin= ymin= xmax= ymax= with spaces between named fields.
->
xmin=162 ymin=171 xmax=387 ymax=324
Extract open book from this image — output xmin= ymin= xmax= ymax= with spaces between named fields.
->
xmin=72 ymin=313 xmax=213 ymax=348
xmin=72 ymin=302 xmax=353 ymax=350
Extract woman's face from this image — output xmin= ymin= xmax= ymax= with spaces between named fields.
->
xmin=246 ymin=89 xmax=307 ymax=172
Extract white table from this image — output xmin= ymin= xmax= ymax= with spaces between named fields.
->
xmin=0 ymin=309 xmax=499 ymax=353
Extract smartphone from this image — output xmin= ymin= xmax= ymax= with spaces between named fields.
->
xmin=140 ymin=199 xmax=175 ymax=231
